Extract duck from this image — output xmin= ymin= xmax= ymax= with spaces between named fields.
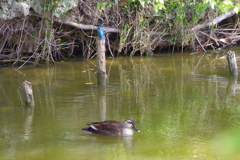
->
xmin=82 ymin=119 xmax=140 ymax=136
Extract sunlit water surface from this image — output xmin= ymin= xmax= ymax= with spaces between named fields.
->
xmin=1 ymin=50 xmax=240 ymax=160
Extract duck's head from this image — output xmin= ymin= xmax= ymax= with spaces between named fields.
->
xmin=123 ymin=119 xmax=140 ymax=132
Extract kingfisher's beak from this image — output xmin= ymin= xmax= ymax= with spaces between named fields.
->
xmin=132 ymin=125 xmax=140 ymax=132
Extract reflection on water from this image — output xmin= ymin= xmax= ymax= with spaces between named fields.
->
xmin=1 ymin=50 xmax=240 ymax=159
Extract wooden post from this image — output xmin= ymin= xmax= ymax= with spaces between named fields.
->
xmin=22 ymin=80 xmax=34 ymax=106
xmin=227 ymin=50 xmax=238 ymax=77
xmin=96 ymin=38 xmax=107 ymax=86
xmin=23 ymin=105 xmax=34 ymax=140
xmin=227 ymin=75 xmax=238 ymax=96
xmin=98 ymin=86 xmax=106 ymax=121
xmin=96 ymin=37 xmax=107 ymax=120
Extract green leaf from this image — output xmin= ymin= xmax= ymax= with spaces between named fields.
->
xmin=59 ymin=42 xmax=67 ymax=45
xmin=211 ymin=22 xmax=215 ymax=28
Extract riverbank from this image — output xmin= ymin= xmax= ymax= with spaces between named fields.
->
xmin=0 ymin=0 xmax=239 ymax=67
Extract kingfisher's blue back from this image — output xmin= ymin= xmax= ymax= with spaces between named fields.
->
xmin=97 ymin=24 xmax=105 ymax=39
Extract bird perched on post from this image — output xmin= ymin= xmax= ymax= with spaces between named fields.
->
xmin=96 ymin=24 xmax=105 ymax=39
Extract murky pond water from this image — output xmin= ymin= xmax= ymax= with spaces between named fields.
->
xmin=1 ymin=50 xmax=240 ymax=159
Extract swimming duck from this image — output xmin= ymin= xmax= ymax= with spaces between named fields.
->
xmin=82 ymin=119 xmax=140 ymax=136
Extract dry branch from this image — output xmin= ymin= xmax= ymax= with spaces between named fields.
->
xmin=55 ymin=20 xmax=120 ymax=33
xmin=191 ymin=10 xmax=237 ymax=31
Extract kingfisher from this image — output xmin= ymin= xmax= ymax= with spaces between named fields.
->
xmin=96 ymin=24 xmax=105 ymax=39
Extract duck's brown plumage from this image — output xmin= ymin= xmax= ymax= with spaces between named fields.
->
xmin=82 ymin=119 xmax=139 ymax=136
xmin=89 ymin=120 xmax=122 ymax=135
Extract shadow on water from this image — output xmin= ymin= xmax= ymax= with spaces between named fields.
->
xmin=1 ymin=50 xmax=240 ymax=159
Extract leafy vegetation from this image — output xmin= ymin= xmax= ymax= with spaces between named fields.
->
xmin=0 ymin=0 xmax=240 ymax=66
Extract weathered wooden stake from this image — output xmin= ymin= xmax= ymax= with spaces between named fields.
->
xmin=227 ymin=75 xmax=238 ymax=96
xmin=96 ymin=38 xmax=107 ymax=85
xmin=98 ymin=87 xmax=106 ymax=121
xmin=22 ymin=80 xmax=34 ymax=106
xmin=227 ymin=50 xmax=238 ymax=77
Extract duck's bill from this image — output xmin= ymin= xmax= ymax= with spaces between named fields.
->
xmin=132 ymin=126 xmax=140 ymax=132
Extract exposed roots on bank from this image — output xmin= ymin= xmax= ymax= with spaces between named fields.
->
xmin=0 ymin=1 xmax=240 ymax=67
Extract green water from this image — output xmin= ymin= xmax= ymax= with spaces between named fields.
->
xmin=1 ymin=52 xmax=240 ymax=160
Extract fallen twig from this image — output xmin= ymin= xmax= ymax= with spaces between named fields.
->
xmin=194 ymin=32 xmax=206 ymax=52
xmin=191 ymin=10 xmax=237 ymax=31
